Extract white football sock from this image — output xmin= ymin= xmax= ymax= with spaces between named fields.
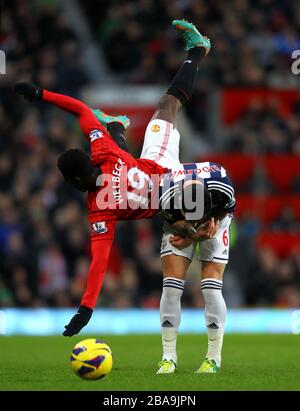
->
xmin=160 ymin=277 xmax=185 ymax=363
xmin=201 ymin=278 xmax=227 ymax=367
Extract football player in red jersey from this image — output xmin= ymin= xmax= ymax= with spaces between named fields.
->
xmin=15 ymin=82 xmax=169 ymax=334
xmin=15 ymin=20 xmax=215 ymax=336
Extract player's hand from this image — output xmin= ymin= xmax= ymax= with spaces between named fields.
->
xmin=191 ymin=217 xmax=220 ymax=241
xmin=14 ymin=82 xmax=43 ymax=102
xmin=63 ymin=305 xmax=93 ymax=337
xmin=170 ymin=234 xmax=194 ymax=250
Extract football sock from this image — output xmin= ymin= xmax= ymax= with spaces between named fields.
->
xmin=201 ymin=278 xmax=226 ymax=367
xmin=166 ymin=47 xmax=206 ymax=106
xmin=107 ymin=122 xmax=128 ymax=152
xmin=160 ymin=277 xmax=185 ymax=363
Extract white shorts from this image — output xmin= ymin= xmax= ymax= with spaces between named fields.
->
xmin=140 ymin=119 xmax=181 ymax=169
xmin=160 ymin=214 xmax=233 ymax=264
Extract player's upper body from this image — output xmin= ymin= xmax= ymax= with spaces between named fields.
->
xmin=159 ymin=161 xmax=235 ymax=237
xmin=57 ymin=129 xmax=166 ymax=242
xmin=15 ymin=83 xmax=167 ymax=235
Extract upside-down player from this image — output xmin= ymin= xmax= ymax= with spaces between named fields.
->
xmin=95 ymin=21 xmax=236 ymax=374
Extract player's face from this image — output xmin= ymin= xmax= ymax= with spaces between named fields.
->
xmin=64 ymin=167 xmax=100 ymax=192
xmin=75 ymin=169 xmax=100 ymax=192
xmin=189 ymin=209 xmax=227 ymax=228
xmin=66 ymin=176 xmax=89 ymax=192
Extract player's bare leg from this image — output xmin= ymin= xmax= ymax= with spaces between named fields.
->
xmin=152 ymin=20 xmax=210 ymax=127
xmin=151 ymin=94 xmax=181 ymax=128
xmin=195 ymin=262 xmax=226 ymax=373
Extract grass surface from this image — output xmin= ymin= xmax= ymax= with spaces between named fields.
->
xmin=1 ymin=334 xmax=300 ymax=391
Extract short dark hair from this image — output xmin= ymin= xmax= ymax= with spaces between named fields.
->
xmin=57 ymin=149 xmax=93 ymax=179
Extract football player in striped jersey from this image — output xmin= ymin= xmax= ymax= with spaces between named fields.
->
xmin=142 ymin=19 xmax=235 ymax=375
xmin=157 ymin=162 xmax=235 ymax=374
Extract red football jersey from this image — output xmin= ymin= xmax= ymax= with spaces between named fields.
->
xmin=87 ymin=128 xmax=167 ymax=241
xmin=42 ymin=89 xmax=167 ymax=309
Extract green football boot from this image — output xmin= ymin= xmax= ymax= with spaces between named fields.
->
xmin=195 ymin=358 xmax=220 ymax=374
xmin=172 ymin=19 xmax=211 ymax=55
xmin=92 ymin=109 xmax=130 ymax=129
xmin=156 ymin=359 xmax=177 ymax=374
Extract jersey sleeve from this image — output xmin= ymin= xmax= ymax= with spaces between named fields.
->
xmin=81 ymin=219 xmax=116 ymax=309
xmin=42 ymin=90 xmax=116 ymax=163
xmin=90 ymin=218 xmax=116 ymax=240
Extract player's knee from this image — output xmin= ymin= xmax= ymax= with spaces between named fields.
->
xmin=162 ymin=254 xmax=189 ymax=279
xmin=201 ymin=261 xmax=225 ymax=281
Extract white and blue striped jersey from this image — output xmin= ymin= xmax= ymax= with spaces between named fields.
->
xmin=159 ymin=161 xmax=236 ymax=223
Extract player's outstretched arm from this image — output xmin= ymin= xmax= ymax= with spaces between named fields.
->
xmin=63 ymin=305 xmax=93 ymax=337
xmin=15 ymin=82 xmax=88 ymax=113
xmin=63 ymin=237 xmax=114 ymax=337
xmin=14 ymin=82 xmax=105 ymax=137
xmin=14 ymin=82 xmax=43 ymax=101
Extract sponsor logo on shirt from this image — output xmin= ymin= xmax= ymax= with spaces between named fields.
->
xmin=92 ymin=221 xmax=108 ymax=234
xmin=151 ymin=124 xmax=160 ymax=133
xmin=89 ymin=129 xmax=103 ymax=142
xmin=165 ymin=165 xmax=222 ymax=180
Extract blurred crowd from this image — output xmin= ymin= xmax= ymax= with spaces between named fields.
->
xmin=82 ymin=0 xmax=300 ymax=87
xmin=81 ymin=0 xmax=300 ymax=146
xmin=0 ymin=0 xmax=300 ymax=309
xmin=0 ymin=0 xmax=90 ymax=308
xmin=224 ymin=99 xmax=300 ymax=155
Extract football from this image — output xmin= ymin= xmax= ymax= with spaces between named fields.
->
xmin=70 ymin=338 xmax=113 ymax=380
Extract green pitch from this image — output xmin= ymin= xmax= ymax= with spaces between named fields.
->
xmin=1 ymin=334 xmax=300 ymax=391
